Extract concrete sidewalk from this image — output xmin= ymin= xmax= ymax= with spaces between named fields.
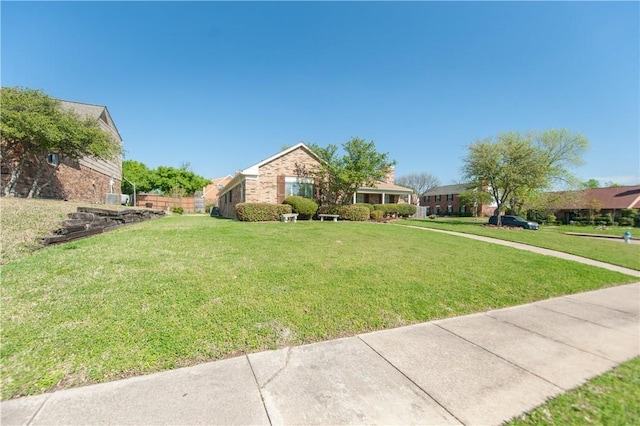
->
xmin=2 ymin=283 xmax=638 ymax=426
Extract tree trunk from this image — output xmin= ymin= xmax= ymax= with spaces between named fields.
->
xmin=33 ymin=162 xmax=60 ymax=198
xmin=1 ymin=153 xmax=26 ymax=197
xmin=27 ymin=162 xmax=47 ymax=198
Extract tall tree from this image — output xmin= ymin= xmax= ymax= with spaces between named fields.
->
xmin=582 ymin=179 xmax=600 ymax=189
xmin=395 ymin=172 xmax=441 ymax=198
xmin=305 ymin=138 xmax=396 ymax=205
xmin=122 ymin=160 xmax=154 ymax=193
xmin=1 ymin=87 xmax=120 ymax=197
xmin=462 ymin=129 xmax=588 ymax=225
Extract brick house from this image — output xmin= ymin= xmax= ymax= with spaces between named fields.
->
xmin=353 ymin=167 xmax=413 ymax=205
xmin=420 ymin=183 xmax=494 ymax=216
xmin=546 ymin=185 xmax=640 ymax=223
xmin=218 ymin=143 xmax=322 ymax=218
xmin=217 ymin=143 xmax=414 ymax=218
xmin=1 ymin=99 xmax=123 ymax=202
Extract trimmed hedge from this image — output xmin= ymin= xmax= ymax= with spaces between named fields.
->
xmin=354 ymin=203 xmax=374 ymax=212
xmin=338 ymin=205 xmax=370 ymax=221
xmin=284 ymin=196 xmax=318 ymax=219
xmin=236 ymin=203 xmax=292 ymax=222
xmin=370 ymin=210 xmax=384 ymax=220
xmin=317 ymin=205 xmax=370 ymax=221
xmin=373 ymin=203 xmax=416 ymax=218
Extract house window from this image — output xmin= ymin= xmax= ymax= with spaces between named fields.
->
xmin=425 ymin=206 xmax=430 ymax=215
xmin=423 ymin=195 xmax=430 ymax=202
xmin=460 ymin=204 xmax=467 ymax=213
xmin=447 ymin=205 xmax=453 ymax=213
xmin=446 ymin=194 xmax=454 ymax=201
xmin=47 ymin=153 xmax=59 ymax=166
xmin=384 ymin=194 xmax=396 ymax=204
xmin=435 ymin=205 xmax=441 ymax=215
xmin=435 ymin=194 xmax=441 ymax=201
xmin=285 ymin=177 xmax=314 ymax=198
xmin=356 ymin=193 xmax=365 ymax=203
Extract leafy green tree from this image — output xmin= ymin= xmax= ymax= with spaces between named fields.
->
xmin=462 ymin=129 xmax=588 ymax=225
xmin=305 ymin=138 xmax=396 ymax=205
xmin=122 ymin=160 xmax=209 ymax=196
xmin=121 ymin=160 xmax=155 ymax=193
xmin=582 ymin=179 xmax=600 ymax=189
xmin=395 ymin=172 xmax=440 ymax=199
xmin=1 ymin=87 xmax=120 ymax=197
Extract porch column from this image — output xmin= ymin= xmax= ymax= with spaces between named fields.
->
xmin=353 ymin=192 xmax=357 ymax=204
xmin=382 ymin=192 xmax=386 ymax=204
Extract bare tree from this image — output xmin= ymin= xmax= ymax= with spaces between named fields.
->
xmin=395 ymin=172 xmax=441 ymax=197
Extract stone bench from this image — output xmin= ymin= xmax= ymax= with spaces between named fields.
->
xmin=318 ymin=214 xmax=340 ymax=222
xmin=280 ymin=213 xmax=299 ymax=223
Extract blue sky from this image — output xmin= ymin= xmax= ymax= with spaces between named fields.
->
xmin=2 ymin=1 xmax=639 ymax=186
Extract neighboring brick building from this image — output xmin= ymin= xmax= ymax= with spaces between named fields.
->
xmin=546 ymin=185 xmax=640 ymax=223
xmin=202 ymin=175 xmax=233 ymax=207
xmin=421 ymin=183 xmax=493 ymax=216
xmin=217 ymin=143 xmax=414 ymax=218
xmin=1 ymin=99 xmax=123 ymax=202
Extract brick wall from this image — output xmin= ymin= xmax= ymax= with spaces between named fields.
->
xmin=1 ymin=156 xmax=119 ymax=202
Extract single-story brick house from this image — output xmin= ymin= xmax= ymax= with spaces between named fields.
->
xmin=217 ymin=143 xmax=413 ymax=218
xmin=546 ymin=185 xmax=640 ymax=223
xmin=1 ymin=99 xmax=123 ymax=202
xmin=420 ymin=183 xmax=494 ymax=216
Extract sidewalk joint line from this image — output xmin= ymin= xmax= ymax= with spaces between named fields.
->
xmin=25 ymin=393 xmax=52 ymax=425
xmin=484 ymin=312 xmax=622 ymax=365
xmin=357 ymin=335 xmax=466 ymax=425
xmin=433 ymin=321 xmax=566 ymax=391
xmin=533 ymin=302 xmax=638 ymax=336
xmin=245 ymin=355 xmax=273 ymax=426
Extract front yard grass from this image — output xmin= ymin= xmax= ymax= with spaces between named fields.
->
xmin=507 ymin=356 xmax=640 ymax=425
xmin=1 ymin=215 xmax=636 ymax=400
xmin=404 ymin=218 xmax=640 ymax=271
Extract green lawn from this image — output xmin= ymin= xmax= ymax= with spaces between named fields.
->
xmin=404 ymin=218 xmax=640 ymax=271
xmin=1 ymin=215 xmax=636 ymax=400
xmin=507 ymin=356 xmax=640 ymax=425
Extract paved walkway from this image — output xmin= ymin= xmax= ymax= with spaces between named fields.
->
xmin=2 ymin=230 xmax=639 ymax=425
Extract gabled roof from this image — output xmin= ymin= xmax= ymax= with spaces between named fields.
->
xmin=241 ymin=143 xmax=322 ymax=176
xmin=422 ymin=183 xmax=473 ymax=196
xmin=218 ymin=143 xmax=322 ymax=196
xmin=358 ymin=181 xmax=413 ymax=194
xmin=553 ymin=185 xmax=640 ymax=210
xmin=58 ymin=99 xmax=122 ymax=141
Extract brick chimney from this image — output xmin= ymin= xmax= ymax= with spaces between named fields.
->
xmin=383 ymin=166 xmax=395 ymax=183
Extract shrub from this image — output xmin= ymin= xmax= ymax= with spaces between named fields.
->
xmin=621 ymin=208 xmax=638 ymax=218
xmin=617 ymin=217 xmax=634 ymax=227
xmin=236 ymin=203 xmax=292 ymax=222
xmin=595 ymin=213 xmax=614 ymax=226
xmin=338 ymin=205 xmax=370 ymax=221
xmin=429 ymin=214 xmax=436 ymax=220
xmin=354 ymin=203 xmax=374 ymax=212
xmin=205 ymin=203 xmax=216 ymax=213
xmin=318 ymin=205 xmax=341 ymax=216
xmin=283 ymin=196 xmax=318 ymax=219
xmin=370 ymin=210 xmax=384 ymax=221
xmin=546 ymin=214 xmax=557 ymax=225
xmin=397 ymin=204 xmax=417 ymax=217
xmin=172 ymin=207 xmax=184 ymax=215
xmin=373 ymin=204 xmax=400 ymax=217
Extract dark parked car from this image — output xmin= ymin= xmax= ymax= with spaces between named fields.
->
xmin=488 ymin=215 xmax=539 ymax=230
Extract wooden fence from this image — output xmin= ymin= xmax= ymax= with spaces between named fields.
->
xmin=136 ymin=193 xmax=204 ymax=213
